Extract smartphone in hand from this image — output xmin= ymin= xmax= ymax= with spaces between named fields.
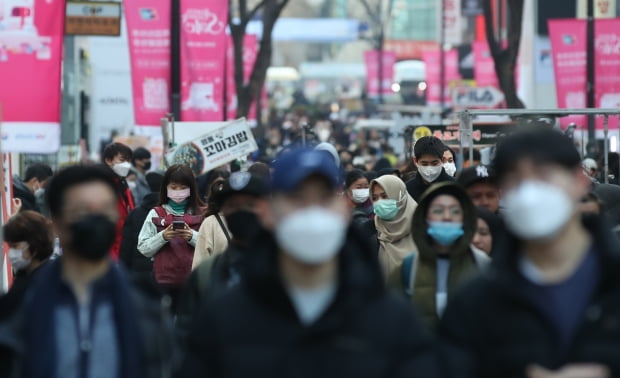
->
xmin=172 ymin=220 xmax=185 ymax=230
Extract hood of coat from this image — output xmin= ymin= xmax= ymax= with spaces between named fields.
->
xmin=412 ymin=182 xmax=477 ymax=262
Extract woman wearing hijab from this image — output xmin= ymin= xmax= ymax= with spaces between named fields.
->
xmin=370 ymin=175 xmax=418 ymax=279
xmin=388 ymin=182 xmax=489 ymax=330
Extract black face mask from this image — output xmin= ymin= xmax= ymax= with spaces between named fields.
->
xmin=69 ymin=214 xmax=117 ymax=261
xmin=224 ymin=210 xmax=261 ymax=245
xmin=143 ymin=161 xmax=152 ymax=171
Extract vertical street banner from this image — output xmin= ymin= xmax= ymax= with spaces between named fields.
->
xmin=125 ymin=0 xmax=171 ymax=127
xmin=180 ymin=0 xmax=229 ymax=121
xmin=473 ymin=41 xmax=499 ymax=87
xmin=364 ymin=50 xmax=396 ymax=97
xmin=594 ymin=19 xmax=620 ymax=129
xmin=226 ymin=35 xmax=259 ymax=121
xmin=423 ymin=49 xmax=462 ymax=106
xmin=549 ymin=19 xmax=620 ymax=129
xmin=0 ymin=0 xmax=64 ymax=153
xmin=549 ymin=19 xmax=587 ymax=127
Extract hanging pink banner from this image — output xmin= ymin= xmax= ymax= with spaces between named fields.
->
xmin=473 ymin=41 xmax=499 ymax=87
xmin=594 ymin=19 xmax=620 ymax=129
xmin=549 ymin=19 xmax=587 ymax=127
xmin=180 ymin=0 xmax=229 ymax=121
xmin=364 ymin=50 xmax=396 ymax=96
xmin=125 ymin=0 xmax=171 ymax=127
xmin=226 ymin=35 xmax=259 ymax=121
xmin=422 ymin=49 xmax=462 ymax=106
xmin=0 ymin=0 xmax=64 ymax=153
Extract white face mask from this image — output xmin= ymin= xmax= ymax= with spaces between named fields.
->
xmin=34 ymin=187 xmax=45 ymax=197
xmin=417 ymin=165 xmax=443 ymax=182
xmin=127 ymin=181 xmax=137 ymax=190
xmin=9 ymin=247 xmax=31 ymax=271
xmin=112 ymin=161 xmax=132 ymax=177
xmin=502 ymin=180 xmax=573 ymax=240
xmin=275 ymin=206 xmax=347 ymax=265
xmin=351 ymin=188 xmax=369 ymax=204
xmin=443 ymin=162 xmax=457 ymax=177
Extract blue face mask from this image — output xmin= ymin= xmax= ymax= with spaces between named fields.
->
xmin=427 ymin=221 xmax=464 ymax=246
xmin=373 ymin=199 xmax=400 ymax=220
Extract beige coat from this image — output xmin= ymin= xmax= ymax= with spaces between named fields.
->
xmin=191 ymin=214 xmax=230 ymax=270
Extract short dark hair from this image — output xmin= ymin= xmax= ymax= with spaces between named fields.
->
xmin=345 ymin=169 xmax=367 ymax=189
xmin=132 ymin=147 xmax=151 ymax=164
xmin=24 ymin=163 xmax=53 ymax=182
xmin=4 ymin=211 xmax=54 ymax=261
xmin=414 ymin=136 xmax=445 ymax=160
xmin=158 ymin=164 xmax=204 ymax=214
xmin=46 ymin=165 xmax=118 ymax=219
xmin=103 ymin=142 xmax=132 ymax=163
xmin=443 ymin=145 xmax=457 ymax=161
xmin=146 ymin=171 xmax=164 ymax=193
xmin=462 ymin=147 xmax=481 ymax=162
xmin=493 ymin=127 xmax=581 ymax=182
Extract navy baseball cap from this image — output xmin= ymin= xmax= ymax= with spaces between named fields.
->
xmin=271 ymin=148 xmax=340 ymax=193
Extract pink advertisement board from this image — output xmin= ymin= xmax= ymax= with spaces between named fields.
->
xmin=549 ymin=19 xmax=588 ymax=127
xmin=365 ymin=50 xmax=396 ymax=96
xmin=549 ymin=18 xmax=620 ymax=129
xmin=422 ymin=49 xmax=461 ymax=106
xmin=0 ymin=0 xmax=64 ymax=153
xmin=473 ymin=41 xmax=499 ymax=87
xmin=226 ymin=35 xmax=258 ymax=121
xmin=125 ymin=0 xmax=171 ymax=127
xmin=180 ymin=0 xmax=229 ymax=121
xmin=594 ymin=19 xmax=620 ymax=129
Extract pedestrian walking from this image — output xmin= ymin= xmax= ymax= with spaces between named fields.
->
xmin=102 ymin=142 xmax=136 ymax=261
xmin=406 ymin=136 xmax=454 ymax=202
xmin=0 ymin=210 xmax=54 ymax=319
xmin=388 ymin=182 xmax=489 ymax=330
xmin=371 ymin=174 xmax=417 ymax=279
xmin=439 ymin=128 xmax=620 ymax=378
xmin=177 ymin=148 xmax=438 ymax=378
xmin=137 ymin=164 xmax=205 ymax=313
xmin=0 ymin=165 xmax=173 ymax=378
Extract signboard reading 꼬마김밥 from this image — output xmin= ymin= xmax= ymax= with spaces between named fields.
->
xmin=166 ymin=118 xmax=258 ymax=175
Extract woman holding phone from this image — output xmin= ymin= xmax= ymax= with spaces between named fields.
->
xmin=138 ymin=164 xmax=205 ymax=312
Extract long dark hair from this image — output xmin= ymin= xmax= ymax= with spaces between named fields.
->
xmin=158 ymin=164 xmax=204 ymax=214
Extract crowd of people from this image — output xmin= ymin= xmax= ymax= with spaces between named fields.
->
xmin=2 ymin=125 xmax=620 ymax=378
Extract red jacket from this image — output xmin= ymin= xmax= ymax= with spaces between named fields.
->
xmin=111 ymin=181 xmax=135 ymax=261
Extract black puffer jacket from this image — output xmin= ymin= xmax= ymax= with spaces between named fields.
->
xmin=438 ymin=215 xmax=620 ymax=378
xmin=12 ymin=177 xmax=38 ymax=213
xmin=405 ymin=169 xmax=455 ymax=202
xmin=119 ymin=192 xmax=158 ymax=280
xmin=177 ymin=227 xmax=438 ymax=378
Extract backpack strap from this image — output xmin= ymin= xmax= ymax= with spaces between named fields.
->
xmin=401 ymin=252 xmax=418 ymax=296
xmin=153 ymin=206 xmax=167 ymax=218
xmin=214 ymin=214 xmax=232 ymax=243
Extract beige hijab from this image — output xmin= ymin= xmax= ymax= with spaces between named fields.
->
xmin=371 ymin=175 xmax=418 ymax=279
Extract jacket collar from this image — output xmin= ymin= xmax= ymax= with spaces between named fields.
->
xmin=243 ymin=227 xmax=385 ymax=329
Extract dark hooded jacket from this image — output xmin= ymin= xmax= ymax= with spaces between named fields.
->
xmin=438 ymin=215 xmax=620 ymax=378
xmin=405 ymin=169 xmax=455 ymax=202
xmin=388 ymin=182 xmax=489 ymax=330
xmin=12 ymin=176 xmax=39 ymax=213
xmin=177 ymin=227 xmax=438 ymax=378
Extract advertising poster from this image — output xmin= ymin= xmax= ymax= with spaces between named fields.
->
xmin=125 ymin=0 xmax=171 ymax=127
xmin=180 ymin=0 xmax=229 ymax=121
xmin=422 ymin=49 xmax=462 ymax=106
xmin=0 ymin=0 xmax=64 ymax=153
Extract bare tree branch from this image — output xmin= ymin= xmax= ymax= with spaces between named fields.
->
xmin=247 ymin=0 xmax=267 ymax=24
xmin=482 ymin=0 xmax=501 ymax=57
